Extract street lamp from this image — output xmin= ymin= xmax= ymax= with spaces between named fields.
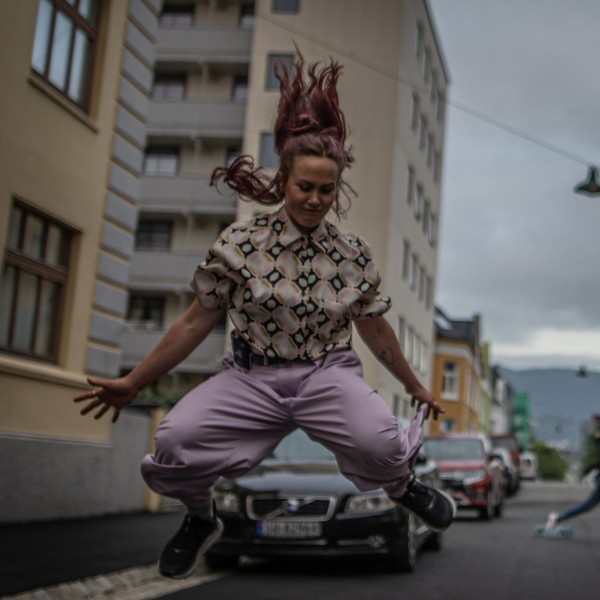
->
xmin=574 ymin=166 xmax=600 ymax=196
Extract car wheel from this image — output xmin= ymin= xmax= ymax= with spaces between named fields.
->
xmin=204 ymin=552 xmax=240 ymax=570
xmin=389 ymin=512 xmax=417 ymax=572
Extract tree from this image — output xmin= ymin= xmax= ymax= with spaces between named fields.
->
xmin=533 ymin=440 xmax=568 ymax=481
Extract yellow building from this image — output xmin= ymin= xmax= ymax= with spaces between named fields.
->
xmin=431 ymin=307 xmax=483 ymax=434
xmin=0 ymin=0 xmax=161 ymax=522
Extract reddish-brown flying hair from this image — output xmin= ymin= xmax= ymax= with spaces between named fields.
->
xmin=211 ymin=52 xmax=354 ymax=218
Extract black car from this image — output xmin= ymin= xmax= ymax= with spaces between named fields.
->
xmin=207 ymin=428 xmax=444 ymax=573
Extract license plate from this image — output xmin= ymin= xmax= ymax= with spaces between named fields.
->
xmin=256 ymin=520 xmax=322 ymax=539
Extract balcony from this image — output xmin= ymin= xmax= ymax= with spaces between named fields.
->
xmin=129 ymin=250 xmax=209 ymax=291
xmin=140 ymin=175 xmax=237 ymax=217
xmin=147 ymin=99 xmax=245 ymax=141
xmin=121 ymin=327 xmax=226 ymax=373
xmin=156 ymin=26 xmax=252 ymax=68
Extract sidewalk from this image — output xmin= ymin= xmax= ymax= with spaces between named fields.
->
xmin=0 ymin=511 xmax=226 ymax=599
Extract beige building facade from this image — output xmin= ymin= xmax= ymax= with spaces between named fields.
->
xmin=0 ymin=0 xmax=161 ymax=522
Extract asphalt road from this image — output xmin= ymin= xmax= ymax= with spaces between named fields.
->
xmin=159 ymin=481 xmax=600 ymax=600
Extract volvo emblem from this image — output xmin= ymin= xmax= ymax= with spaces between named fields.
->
xmin=283 ymin=498 xmax=301 ymax=514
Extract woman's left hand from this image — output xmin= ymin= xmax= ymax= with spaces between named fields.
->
xmin=408 ymin=385 xmax=444 ymax=420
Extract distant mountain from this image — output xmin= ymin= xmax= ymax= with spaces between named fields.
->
xmin=499 ymin=367 xmax=600 ymax=451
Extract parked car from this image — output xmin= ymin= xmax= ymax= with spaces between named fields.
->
xmin=207 ymin=428 xmax=445 ymax=573
xmin=422 ymin=433 xmax=505 ymax=520
xmin=493 ymin=447 xmax=520 ymax=496
xmin=519 ymin=451 xmax=538 ymax=481
xmin=490 ymin=433 xmax=521 ymax=472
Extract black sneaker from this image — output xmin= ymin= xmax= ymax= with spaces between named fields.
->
xmin=159 ymin=514 xmax=224 ymax=579
xmin=396 ymin=477 xmax=456 ymax=532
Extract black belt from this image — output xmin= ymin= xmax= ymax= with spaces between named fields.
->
xmin=249 ymin=353 xmax=312 ymax=368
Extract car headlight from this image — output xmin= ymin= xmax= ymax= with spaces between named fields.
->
xmin=213 ymin=490 xmax=240 ymax=514
xmin=345 ymin=491 xmax=395 ymax=514
xmin=463 ymin=470 xmax=487 ymax=484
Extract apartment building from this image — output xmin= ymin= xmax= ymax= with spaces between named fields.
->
xmin=0 ymin=0 xmax=160 ymax=522
xmin=130 ymin=0 xmax=449 ymax=424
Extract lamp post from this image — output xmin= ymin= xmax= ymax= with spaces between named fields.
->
xmin=574 ymin=166 xmax=600 ymax=196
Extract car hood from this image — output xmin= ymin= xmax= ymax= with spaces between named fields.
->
xmin=217 ymin=462 xmax=359 ymax=495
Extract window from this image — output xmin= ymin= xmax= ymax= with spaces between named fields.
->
xmin=135 ymin=221 xmax=172 ymax=251
xmin=423 ymin=49 xmax=431 ymax=83
xmin=143 ymin=147 xmax=179 ymax=176
xmin=392 ymin=394 xmax=400 ymax=416
xmin=433 ymin=150 xmax=442 ymax=183
xmin=427 ymin=134 xmax=435 ymax=167
xmin=429 ymin=214 xmax=437 ymax=246
xmin=440 ymin=419 xmax=455 ymax=433
xmin=422 ymin=200 xmax=430 ymax=234
xmin=415 ymin=22 xmax=424 ymax=59
xmin=240 ymin=3 xmax=255 ymax=28
xmin=419 ymin=115 xmax=427 ymax=150
xmin=152 ymin=74 xmax=186 ymax=100
xmin=232 ymin=75 xmax=248 ymax=102
xmin=402 ymin=240 xmax=410 ymax=280
xmin=160 ymin=3 xmax=194 ymax=26
xmin=421 ymin=342 xmax=429 ymax=375
xmin=259 ymin=132 xmax=278 ymax=169
xmin=415 ymin=185 xmax=424 ymax=220
xmin=31 ymin=0 xmax=101 ymax=109
xmin=225 ymin=147 xmax=241 ymax=167
xmin=430 ymin=71 xmax=438 ymax=104
xmin=410 ymin=93 xmax=419 ymax=131
xmin=405 ymin=327 xmax=414 ymax=364
xmin=397 ymin=317 xmax=405 ymax=350
xmin=418 ymin=266 xmax=426 ymax=302
xmin=442 ymin=361 xmax=459 ymax=399
xmin=127 ymin=295 xmax=165 ymax=329
xmin=413 ymin=336 xmax=421 ymax=370
xmin=436 ymin=91 xmax=445 ymax=122
xmin=409 ymin=253 xmax=418 ymax=291
xmin=266 ymin=54 xmax=294 ymax=89
xmin=406 ymin=165 xmax=415 ymax=204
xmin=0 ymin=202 xmax=72 ymax=361
xmin=425 ymin=276 xmax=433 ymax=309
xmin=272 ymin=0 xmax=300 ymax=13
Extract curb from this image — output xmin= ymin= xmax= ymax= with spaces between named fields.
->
xmin=3 ymin=564 xmax=227 ymax=600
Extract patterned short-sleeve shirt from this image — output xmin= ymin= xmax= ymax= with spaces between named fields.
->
xmin=191 ymin=206 xmax=391 ymax=361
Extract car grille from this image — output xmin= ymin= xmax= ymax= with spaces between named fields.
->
xmin=246 ymin=494 xmax=335 ymax=521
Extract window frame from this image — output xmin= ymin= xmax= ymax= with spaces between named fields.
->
xmin=272 ymin=0 xmax=300 ymax=13
xmin=266 ymin=53 xmax=294 ymax=90
xmin=441 ymin=360 xmax=459 ymax=400
xmin=31 ymin=0 xmax=101 ymax=111
xmin=134 ymin=220 xmax=173 ymax=251
xmin=1 ymin=201 xmax=73 ymax=362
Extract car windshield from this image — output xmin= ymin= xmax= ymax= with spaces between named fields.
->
xmin=423 ymin=438 xmax=485 ymax=460
xmin=269 ymin=430 xmax=337 ymax=463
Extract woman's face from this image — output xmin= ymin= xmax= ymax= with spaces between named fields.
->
xmin=283 ymin=155 xmax=339 ymax=235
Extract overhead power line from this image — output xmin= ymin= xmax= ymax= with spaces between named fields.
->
xmin=256 ymin=9 xmax=594 ymax=168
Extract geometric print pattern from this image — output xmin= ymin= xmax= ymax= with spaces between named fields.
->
xmin=191 ymin=206 xmax=391 ymax=361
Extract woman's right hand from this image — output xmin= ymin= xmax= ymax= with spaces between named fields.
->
xmin=74 ymin=376 xmax=139 ymax=423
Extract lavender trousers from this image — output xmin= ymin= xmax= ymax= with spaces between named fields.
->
xmin=141 ymin=349 xmax=426 ymax=509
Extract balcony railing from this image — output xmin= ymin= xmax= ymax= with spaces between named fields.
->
xmin=147 ymin=99 xmax=246 ymax=140
xmin=140 ymin=175 xmax=237 ymax=216
xmin=121 ymin=328 xmax=226 ymax=373
xmin=156 ymin=26 xmax=253 ymax=64
xmin=129 ymin=250 xmax=209 ymax=290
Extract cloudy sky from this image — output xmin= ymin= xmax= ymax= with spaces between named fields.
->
xmin=426 ymin=0 xmax=600 ymax=371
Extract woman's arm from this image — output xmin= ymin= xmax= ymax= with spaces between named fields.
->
xmin=74 ymin=299 xmax=226 ymax=422
xmin=354 ymin=316 xmax=443 ymax=419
